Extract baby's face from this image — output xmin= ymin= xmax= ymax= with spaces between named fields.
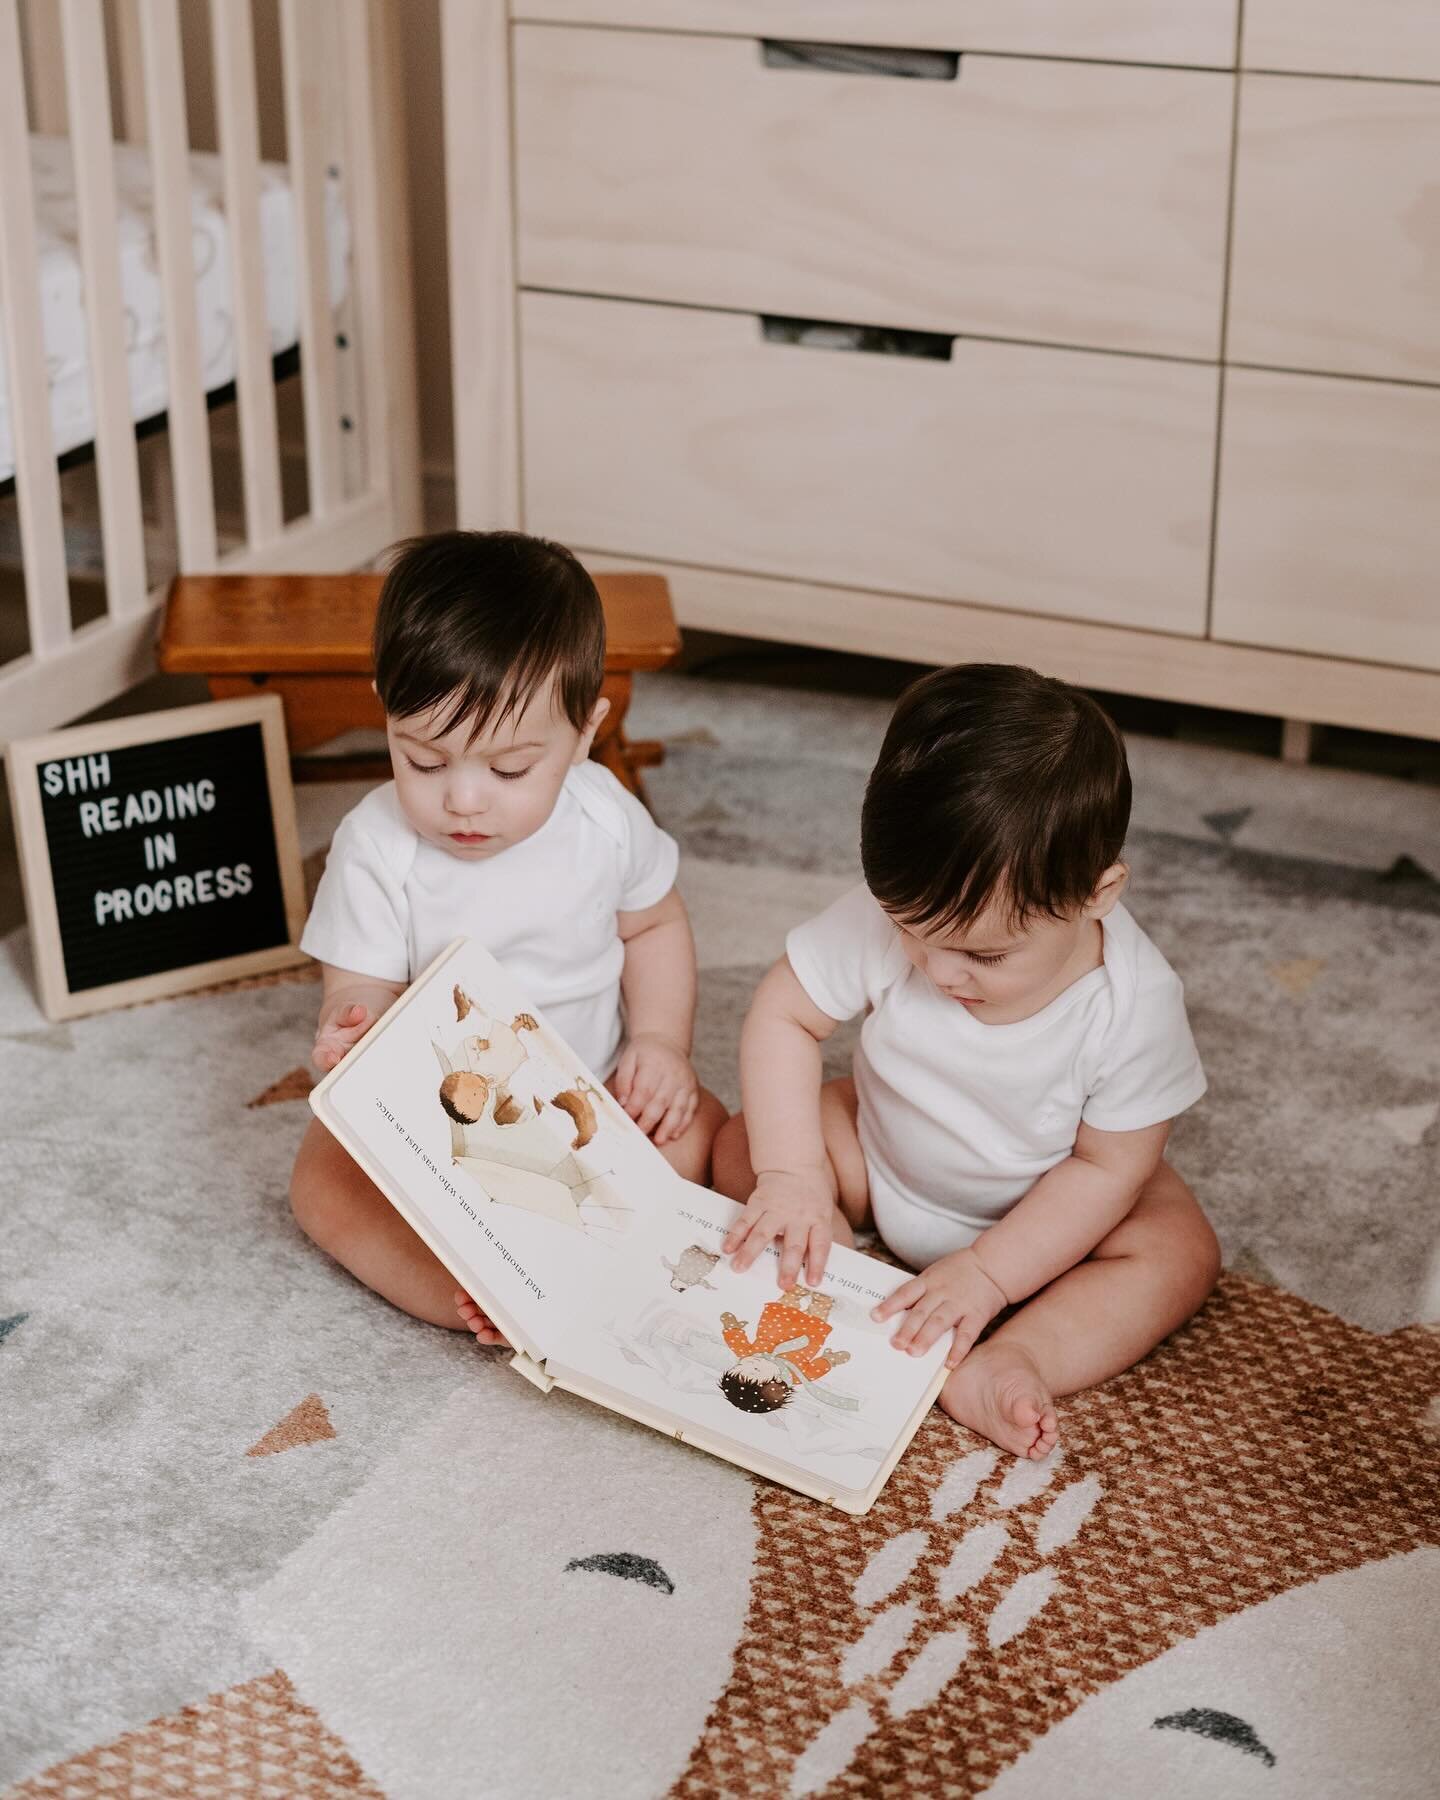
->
xmin=891 ymin=891 xmax=1109 ymax=1025
xmin=732 ymin=1352 xmax=790 ymax=1384
xmin=387 ymin=676 xmax=602 ymax=861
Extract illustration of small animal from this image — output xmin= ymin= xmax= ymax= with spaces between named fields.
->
xmin=662 ymin=1245 xmax=721 ymax=1293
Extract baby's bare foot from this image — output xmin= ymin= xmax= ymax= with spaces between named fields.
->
xmin=940 ymin=1341 xmax=1059 ymax=1460
xmin=454 ymin=1289 xmax=509 ymax=1347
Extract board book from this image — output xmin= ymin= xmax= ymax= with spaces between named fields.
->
xmin=308 ymin=937 xmax=947 ymax=1513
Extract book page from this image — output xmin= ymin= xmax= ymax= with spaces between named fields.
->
xmin=316 ymin=938 xmax=692 ymax=1356
xmin=545 ymin=1182 xmax=948 ymax=1500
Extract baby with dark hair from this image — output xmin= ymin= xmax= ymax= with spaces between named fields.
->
xmin=291 ymin=531 xmax=726 ymax=1330
xmin=715 ymin=664 xmax=1217 ymax=1460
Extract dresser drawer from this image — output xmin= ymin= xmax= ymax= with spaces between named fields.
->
xmin=515 ymin=29 xmax=1232 ymax=360
xmin=1243 ymin=0 xmax=1440 ymax=81
xmin=520 ymin=293 xmax=1216 ymax=636
xmin=1228 ymin=77 xmax=1440 ymax=385
xmin=1214 ymin=371 xmax=1440 ymax=673
xmin=512 ymin=2 xmax=1239 ymax=67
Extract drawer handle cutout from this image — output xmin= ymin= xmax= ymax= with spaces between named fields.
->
xmin=761 ymin=41 xmax=960 ymax=81
xmin=761 ymin=315 xmax=954 ymax=362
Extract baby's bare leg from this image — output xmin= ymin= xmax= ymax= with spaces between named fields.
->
xmin=941 ymin=1161 xmax=1220 ymax=1458
xmin=711 ymin=1076 xmax=871 ymax=1248
xmin=612 ymin=1081 xmax=729 ymax=1185
xmin=289 ymin=1117 xmax=468 ymax=1329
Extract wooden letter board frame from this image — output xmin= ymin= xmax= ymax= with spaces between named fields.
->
xmin=5 ymin=695 xmax=307 ymax=1020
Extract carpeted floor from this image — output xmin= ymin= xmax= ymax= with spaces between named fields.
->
xmin=2 ymin=672 xmax=1438 ymax=1799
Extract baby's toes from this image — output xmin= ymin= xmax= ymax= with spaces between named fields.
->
xmin=1026 ymin=1407 xmax=1061 ymax=1460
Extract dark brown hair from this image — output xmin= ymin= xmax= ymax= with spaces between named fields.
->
xmin=373 ymin=531 xmax=605 ymax=740
xmin=719 ymin=1368 xmax=794 ymax=1413
xmin=860 ymin=663 xmax=1130 ymax=935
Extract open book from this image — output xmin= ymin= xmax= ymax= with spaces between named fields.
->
xmin=309 ymin=937 xmax=947 ymax=1513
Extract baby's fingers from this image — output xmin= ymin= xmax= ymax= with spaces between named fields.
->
xmin=873 ymin=1276 xmax=927 ymax=1324
xmin=889 ymin=1301 xmax=930 ymax=1351
xmin=721 ymin=1215 xmax=748 ymax=1255
xmin=728 ymin=1213 xmax=778 ymax=1273
xmin=622 ymin=1066 xmax=658 ymax=1122
xmin=634 ymin=1078 xmax=671 ymax=1137
xmin=653 ymin=1089 xmax=691 ymax=1147
xmin=944 ymin=1321 xmax=982 ymax=1369
xmin=804 ymin=1222 xmax=832 ymax=1288
xmin=909 ymin=1305 xmax=964 ymax=1356
xmin=892 ymin=1292 xmax=952 ymax=1352
xmin=777 ymin=1222 xmax=810 ymax=1291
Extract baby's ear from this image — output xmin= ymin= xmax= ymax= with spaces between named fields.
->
xmin=1087 ymin=861 xmax=1129 ymax=917
xmin=573 ymin=694 xmax=611 ymax=763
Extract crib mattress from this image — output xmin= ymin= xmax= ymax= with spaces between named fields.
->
xmin=0 ymin=135 xmax=350 ymax=487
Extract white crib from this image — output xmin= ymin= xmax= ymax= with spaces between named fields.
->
xmin=0 ymin=0 xmax=421 ymax=742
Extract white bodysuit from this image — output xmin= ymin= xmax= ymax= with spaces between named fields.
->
xmin=300 ymin=761 xmax=679 ymax=1078
xmin=786 ymin=884 xmax=1207 ymax=1269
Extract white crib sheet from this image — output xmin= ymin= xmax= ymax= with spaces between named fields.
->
xmin=0 ymin=136 xmax=350 ymax=486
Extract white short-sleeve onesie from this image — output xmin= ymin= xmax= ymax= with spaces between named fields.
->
xmin=786 ymin=884 xmax=1206 ymax=1268
xmin=300 ymin=761 xmax=679 ymax=1077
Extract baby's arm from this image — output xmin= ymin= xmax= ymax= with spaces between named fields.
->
xmin=615 ymin=886 xmax=700 ymax=1145
xmin=311 ymin=961 xmax=408 ymax=1073
xmin=875 ymin=1119 xmax=1172 ymax=1364
xmin=722 ymin=957 xmax=844 ymax=1288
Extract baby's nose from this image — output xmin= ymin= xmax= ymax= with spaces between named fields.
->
xmin=446 ymin=781 xmax=489 ymax=816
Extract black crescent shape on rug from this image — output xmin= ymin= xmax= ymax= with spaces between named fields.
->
xmin=1152 ymin=1708 xmax=1277 ymax=1767
xmin=564 ymin=1553 xmax=675 ymax=1595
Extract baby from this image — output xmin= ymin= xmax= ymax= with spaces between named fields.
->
xmin=292 ymin=530 xmax=727 ymax=1330
xmin=715 ymin=663 xmax=1219 ymax=1459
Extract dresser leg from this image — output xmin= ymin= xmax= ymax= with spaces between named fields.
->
xmin=1280 ymin=719 xmax=1324 ymax=766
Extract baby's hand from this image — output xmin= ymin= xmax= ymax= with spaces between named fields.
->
xmin=311 ymin=1002 xmax=374 ymax=1074
xmin=614 ymin=1033 xmax=698 ymax=1146
xmin=723 ymin=1168 xmax=836 ymax=1289
xmin=872 ymin=1248 xmax=1009 ymax=1368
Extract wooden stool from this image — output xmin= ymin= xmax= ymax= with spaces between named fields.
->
xmin=157 ymin=570 xmax=681 ymax=803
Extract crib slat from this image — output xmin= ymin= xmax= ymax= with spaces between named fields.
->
xmin=137 ymin=0 xmax=218 ymax=572
xmin=336 ymin=5 xmax=375 ymax=499
xmin=0 ymin=0 xmax=71 ymax=662
xmin=111 ymin=0 xmax=148 ymax=144
xmin=20 ymin=0 xmax=66 ymax=134
xmin=59 ymin=0 xmax=149 ymax=620
xmin=338 ymin=0 xmax=420 ymax=529
xmin=280 ymin=0 xmax=344 ymax=519
xmin=210 ymin=0 xmax=283 ymax=547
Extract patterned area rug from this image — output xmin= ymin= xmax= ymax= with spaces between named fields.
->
xmin=3 ymin=673 xmax=1438 ymax=1798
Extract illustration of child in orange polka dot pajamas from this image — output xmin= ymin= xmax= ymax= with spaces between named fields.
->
xmin=718 ymin=1287 xmax=852 ymax=1414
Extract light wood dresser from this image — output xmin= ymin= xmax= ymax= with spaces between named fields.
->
xmin=442 ymin=0 xmax=1440 ymax=747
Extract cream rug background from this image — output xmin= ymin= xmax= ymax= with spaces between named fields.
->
xmin=2 ymin=673 xmax=1438 ymax=1798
